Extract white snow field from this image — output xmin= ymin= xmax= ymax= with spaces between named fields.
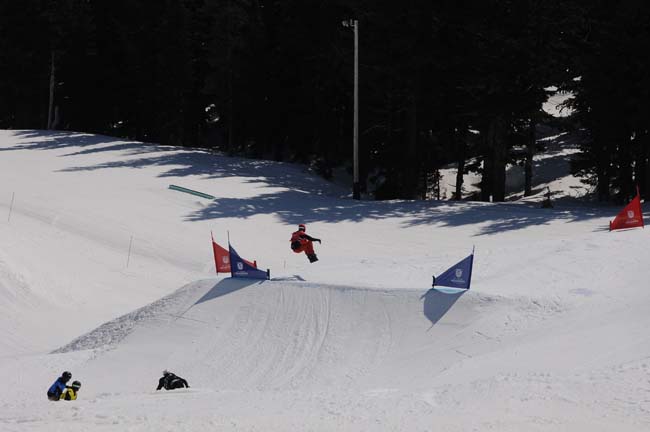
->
xmin=0 ymin=129 xmax=649 ymax=431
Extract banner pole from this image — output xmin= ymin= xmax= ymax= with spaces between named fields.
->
xmin=227 ymin=231 xmax=234 ymax=278
xmin=211 ymin=231 xmax=219 ymax=274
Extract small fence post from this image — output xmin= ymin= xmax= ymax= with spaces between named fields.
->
xmin=126 ymin=235 xmax=133 ymax=267
xmin=7 ymin=192 xmax=15 ymax=222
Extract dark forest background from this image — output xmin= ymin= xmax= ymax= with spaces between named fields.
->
xmin=1 ymin=0 xmax=649 ymax=202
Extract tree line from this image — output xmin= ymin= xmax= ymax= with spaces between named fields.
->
xmin=0 ymin=0 xmax=648 ymax=202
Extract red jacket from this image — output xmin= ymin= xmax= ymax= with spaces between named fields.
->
xmin=290 ymin=231 xmax=319 ymax=243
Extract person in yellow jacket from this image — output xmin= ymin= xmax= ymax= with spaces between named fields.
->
xmin=60 ymin=380 xmax=81 ymax=400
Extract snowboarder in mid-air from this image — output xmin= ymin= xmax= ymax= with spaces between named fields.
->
xmin=290 ymin=224 xmax=321 ymax=263
xmin=47 ymin=371 xmax=72 ymax=401
xmin=156 ymin=370 xmax=190 ymax=391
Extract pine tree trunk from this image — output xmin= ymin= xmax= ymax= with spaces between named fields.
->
xmin=493 ymin=136 xmax=507 ymax=202
xmin=645 ymin=143 xmax=650 ymax=200
xmin=480 ymin=122 xmax=493 ymax=202
xmin=483 ymin=117 xmax=506 ymax=202
xmin=642 ymin=132 xmax=650 ymax=200
xmin=616 ymin=130 xmax=634 ymax=201
xmin=227 ymin=0 xmax=234 ymax=151
xmin=406 ymin=93 xmax=419 ymax=198
xmin=47 ymin=50 xmax=56 ymax=130
xmin=524 ymin=118 xmax=535 ymax=196
xmin=52 ymin=105 xmax=60 ymax=129
xmin=454 ymin=129 xmax=464 ymax=200
xmin=228 ymin=69 xmax=234 ymax=151
xmin=596 ymin=142 xmax=610 ymax=201
xmin=597 ymin=174 xmax=610 ymax=201
xmin=455 ymin=157 xmax=465 ymax=200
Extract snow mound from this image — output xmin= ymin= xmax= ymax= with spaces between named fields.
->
xmin=57 ymin=278 xmax=563 ymax=395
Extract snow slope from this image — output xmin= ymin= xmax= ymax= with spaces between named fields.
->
xmin=1 ymin=129 xmax=649 ymax=431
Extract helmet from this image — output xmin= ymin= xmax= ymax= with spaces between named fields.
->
xmin=298 ymin=224 xmax=306 ymax=231
xmin=62 ymin=371 xmax=72 ymax=381
xmin=163 ymin=370 xmax=171 ymax=376
xmin=71 ymin=380 xmax=81 ymax=390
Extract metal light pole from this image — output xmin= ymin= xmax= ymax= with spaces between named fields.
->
xmin=343 ymin=19 xmax=360 ymax=200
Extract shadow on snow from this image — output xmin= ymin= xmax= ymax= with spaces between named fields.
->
xmin=421 ymin=288 xmax=466 ymax=327
xmin=2 ymin=130 xmax=616 ymax=235
xmin=194 ymin=278 xmax=261 ymax=306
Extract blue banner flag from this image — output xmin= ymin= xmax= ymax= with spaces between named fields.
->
xmin=229 ymin=244 xmax=270 ymax=280
xmin=433 ymin=249 xmax=474 ymax=290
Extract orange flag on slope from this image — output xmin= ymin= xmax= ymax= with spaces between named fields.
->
xmin=609 ymin=188 xmax=644 ymax=231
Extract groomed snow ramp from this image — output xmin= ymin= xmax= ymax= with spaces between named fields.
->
xmin=58 ymin=279 xmax=490 ymax=393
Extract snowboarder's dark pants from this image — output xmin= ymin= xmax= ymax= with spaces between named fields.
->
xmin=292 ymin=239 xmax=315 ymax=255
xmin=168 ymin=381 xmax=186 ymax=390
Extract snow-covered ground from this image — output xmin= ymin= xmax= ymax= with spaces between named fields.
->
xmin=0 ymin=129 xmax=648 ymax=431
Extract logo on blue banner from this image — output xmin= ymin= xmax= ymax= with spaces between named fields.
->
xmin=229 ymin=244 xmax=269 ymax=280
xmin=434 ymin=251 xmax=474 ymax=290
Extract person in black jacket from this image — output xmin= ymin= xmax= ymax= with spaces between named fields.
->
xmin=156 ymin=370 xmax=189 ymax=391
xmin=289 ymin=224 xmax=321 ymax=263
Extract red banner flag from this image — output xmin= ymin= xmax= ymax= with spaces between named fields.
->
xmin=609 ymin=190 xmax=644 ymax=231
xmin=212 ymin=234 xmax=231 ymax=273
xmin=211 ymin=233 xmax=257 ymax=273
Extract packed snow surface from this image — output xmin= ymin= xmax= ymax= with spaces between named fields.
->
xmin=0 ymin=130 xmax=648 ymax=431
